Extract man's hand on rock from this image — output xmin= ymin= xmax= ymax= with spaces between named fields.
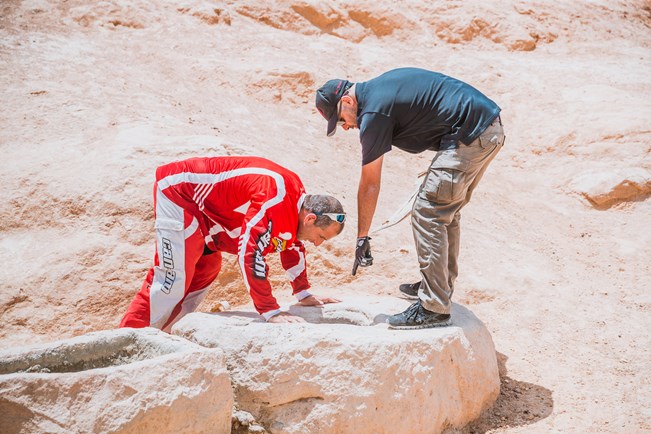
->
xmin=298 ymin=294 xmax=341 ymax=307
xmin=267 ymin=312 xmax=306 ymax=323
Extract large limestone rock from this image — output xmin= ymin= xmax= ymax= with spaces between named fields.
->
xmin=0 ymin=328 xmax=233 ymax=434
xmin=173 ymin=296 xmax=499 ymax=433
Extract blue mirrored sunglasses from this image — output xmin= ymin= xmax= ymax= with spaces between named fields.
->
xmin=317 ymin=212 xmax=346 ymax=224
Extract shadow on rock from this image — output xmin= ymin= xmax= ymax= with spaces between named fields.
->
xmin=450 ymin=352 xmax=554 ymax=434
xmin=373 ymin=313 xmax=391 ymax=324
xmin=216 ymin=311 xmax=265 ymax=321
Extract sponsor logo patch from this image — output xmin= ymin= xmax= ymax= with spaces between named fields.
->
xmin=271 ymin=237 xmax=287 ymax=252
xmin=253 ymin=250 xmax=266 ymax=279
xmin=252 ymin=221 xmax=273 ymax=279
xmin=160 ymin=237 xmax=176 ymax=294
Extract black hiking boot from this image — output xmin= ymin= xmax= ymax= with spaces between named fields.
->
xmin=398 ymin=281 xmax=420 ymax=300
xmin=387 ymin=301 xmax=451 ymax=330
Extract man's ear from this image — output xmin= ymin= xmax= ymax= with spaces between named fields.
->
xmin=341 ymin=94 xmax=354 ymax=107
xmin=304 ymin=212 xmax=317 ymax=225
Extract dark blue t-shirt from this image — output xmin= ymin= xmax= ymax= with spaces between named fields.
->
xmin=355 ymin=68 xmax=501 ymax=165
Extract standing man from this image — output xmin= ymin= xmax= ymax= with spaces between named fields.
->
xmin=315 ymin=67 xmax=504 ymax=329
xmin=120 ymin=156 xmax=346 ymax=330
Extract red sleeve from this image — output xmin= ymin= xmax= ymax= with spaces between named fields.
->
xmin=280 ymin=241 xmax=310 ymax=294
xmin=238 ymin=209 xmax=279 ymax=315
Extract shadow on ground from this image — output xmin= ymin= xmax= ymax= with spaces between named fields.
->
xmin=448 ymin=352 xmax=554 ymax=433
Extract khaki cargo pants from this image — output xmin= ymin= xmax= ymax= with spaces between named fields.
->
xmin=411 ymin=118 xmax=505 ymax=314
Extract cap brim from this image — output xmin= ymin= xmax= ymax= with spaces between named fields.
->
xmin=326 ymin=115 xmax=338 ymax=137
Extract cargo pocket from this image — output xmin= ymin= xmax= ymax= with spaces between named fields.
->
xmin=419 ymin=167 xmax=467 ymax=204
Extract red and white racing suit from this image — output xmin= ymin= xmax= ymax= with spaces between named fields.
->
xmin=120 ymin=156 xmax=311 ymax=330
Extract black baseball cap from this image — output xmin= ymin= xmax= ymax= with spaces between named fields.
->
xmin=315 ymin=79 xmax=353 ymax=137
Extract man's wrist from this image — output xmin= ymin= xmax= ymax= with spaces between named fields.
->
xmin=294 ymin=290 xmax=312 ymax=301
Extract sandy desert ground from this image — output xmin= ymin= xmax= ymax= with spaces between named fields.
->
xmin=1 ymin=0 xmax=650 ymax=432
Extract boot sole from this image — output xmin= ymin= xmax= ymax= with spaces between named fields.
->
xmin=388 ymin=319 xmax=452 ymax=330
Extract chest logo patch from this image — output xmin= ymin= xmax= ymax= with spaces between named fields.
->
xmin=271 ymin=237 xmax=287 ymax=252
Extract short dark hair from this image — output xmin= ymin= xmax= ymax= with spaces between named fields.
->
xmin=303 ymin=194 xmax=345 ymax=232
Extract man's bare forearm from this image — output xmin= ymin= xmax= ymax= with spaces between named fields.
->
xmin=357 ymin=155 xmax=384 ymax=237
xmin=357 ymin=181 xmax=380 ymax=237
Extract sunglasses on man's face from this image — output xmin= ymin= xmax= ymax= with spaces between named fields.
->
xmin=316 ymin=212 xmax=346 ymax=224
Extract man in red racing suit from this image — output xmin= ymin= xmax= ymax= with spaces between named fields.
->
xmin=120 ymin=156 xmax=345 ymax=330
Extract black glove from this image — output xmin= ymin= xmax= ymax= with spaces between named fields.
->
xmin=352 ymin=236 xmax=373 ymax=276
